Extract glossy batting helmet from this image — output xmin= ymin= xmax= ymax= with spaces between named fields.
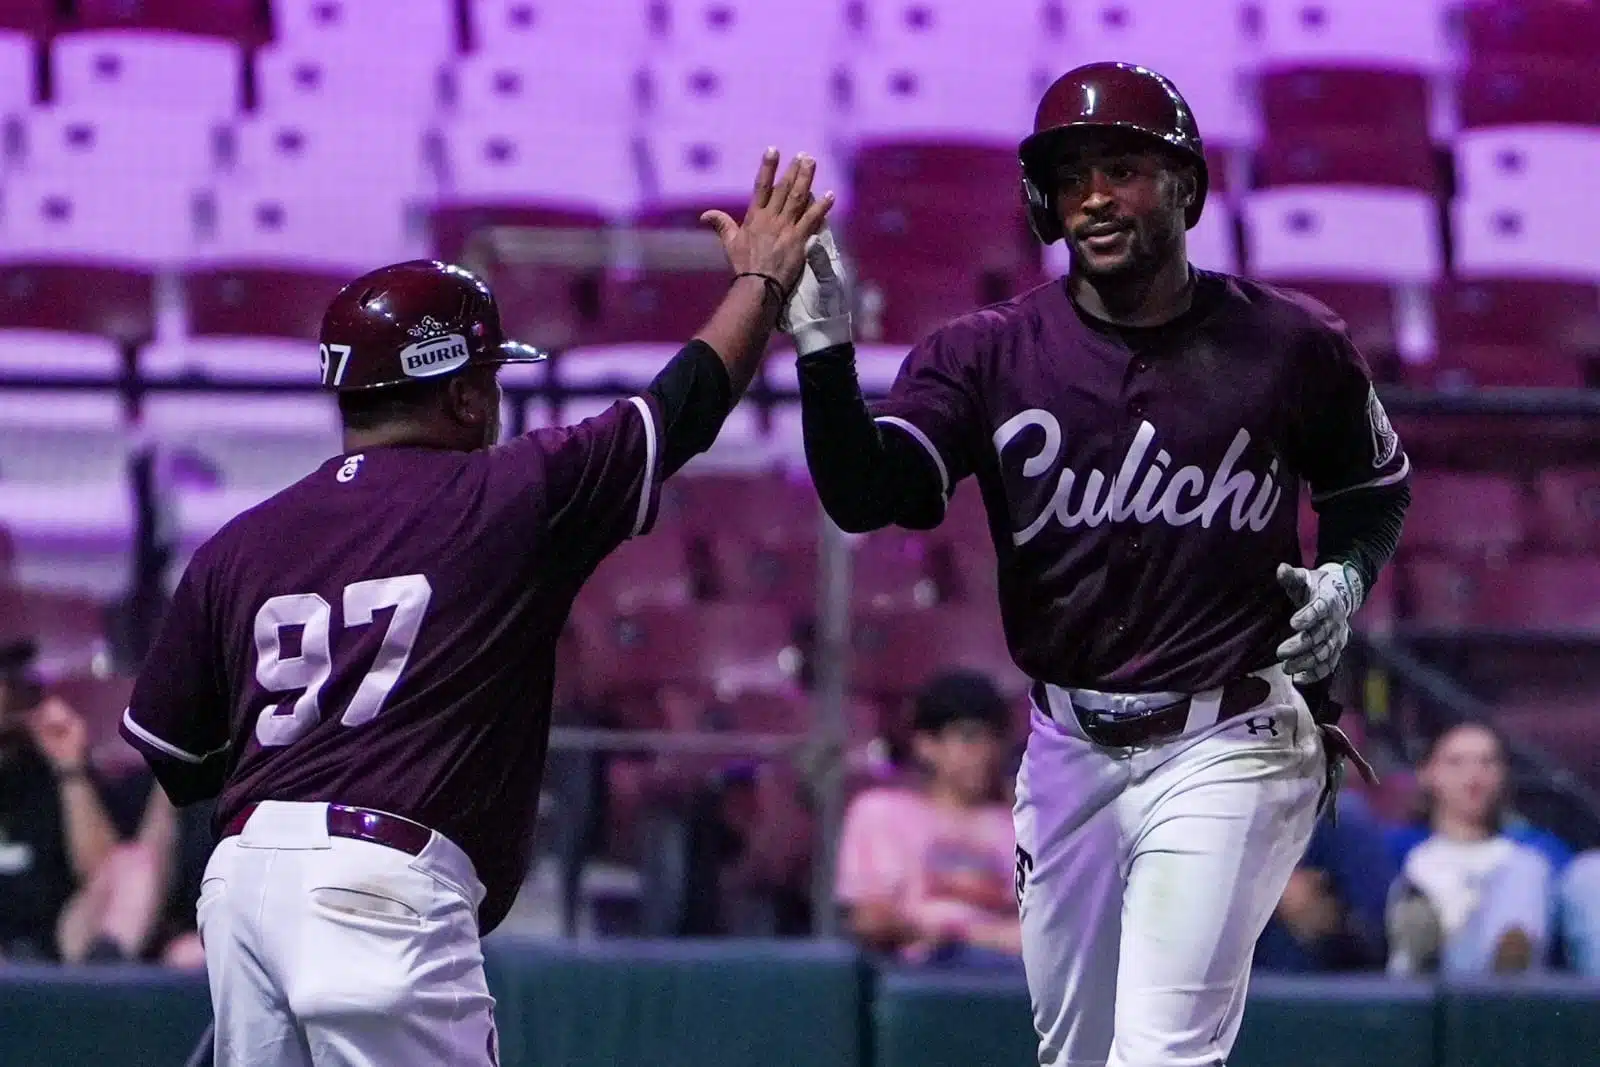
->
xmin=317 ymin=260 xmax=546 ymax=391
xmin=1019 ymin=62 xmax=1208 ymax=244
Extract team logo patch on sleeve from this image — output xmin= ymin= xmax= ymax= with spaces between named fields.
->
xmin=1366 ymin=385 xmax=1399 ymax=468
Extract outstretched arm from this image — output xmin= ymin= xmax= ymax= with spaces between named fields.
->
xmin=645 ymin=149 xmax=837 ymax=477
xmin=787 ymin=230 xmax=948 ymax=532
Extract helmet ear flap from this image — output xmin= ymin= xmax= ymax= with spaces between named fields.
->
xmin=1021 ymin=169 xmax=1063 ymax=244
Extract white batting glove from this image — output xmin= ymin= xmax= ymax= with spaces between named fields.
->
xmin=1274 ymin=562 xmax=1363 ymax=685
xmin=781 ymin=223 xmax=853 ymax=357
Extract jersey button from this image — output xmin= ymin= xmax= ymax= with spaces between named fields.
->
xmin=1129 ymin=401 xmax=1145 ymax=417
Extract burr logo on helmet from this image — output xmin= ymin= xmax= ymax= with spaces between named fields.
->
xmin=400 ymin=332 xmax=471 ymax=377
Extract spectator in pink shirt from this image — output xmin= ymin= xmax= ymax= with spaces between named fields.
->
xmin=835 ymin=670 xmax=1021 ymax=966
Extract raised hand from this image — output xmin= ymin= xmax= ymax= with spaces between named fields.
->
xmin=700 ymin=148 xmax=836 ymax=295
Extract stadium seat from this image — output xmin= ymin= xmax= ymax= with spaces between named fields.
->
xmin=223 ymin=111 xmax=435 ymax=202
xmin=555 ymin=343 xmax=666 ymax=397
xmin=1057 ymin=0 xmax=1254 ymax=145
xmin=444 ymin=51 xmax=637 ymax=127
xmin=50 ymin=29 xmax=242 ymax=110
xmin=271 ymin=0 xmax=458 ymax=61
xmin=845 ymin=0 xmax=1052 ymax=63
xmin=71 ymin=0 xmax=264 ymax=41
xmin=1450 ymin=197 xmax=1600 ymax=285
xmin=1401 ymin=471 xmax=1526 ymax=556
xmin=0 ymin=0 xmax=51 ymax=35
xmin=835 ymin=52 xmax=1034 ymax=146
xmin=639 ymin=53 xmax=831 ymax=139
xmin=0 ymin=27 xmax=34 ymax=110
xmin=850 ymin=604 xmax=1026 ymax=700
xmin=0 ymin=171 xmax=195 ymax=264
xmin=1243 ymin=136 xmax=1441 ymax=283
xmin=1453 ymin=128 xmax=1600 ymax=205
xmin=668 ymin=471 xmax=818 ymax=545
xmin=1252 ymin=0 xmax=1452 ymax=70
xmin=140 ymin=267 xmax=345 ymax=383
xmin=1255 ymin=67 xmax=1431 ymax=144
xmin=576 ymin=523 xmax=695 ymax=612
xmin=1459 ymin=0 xmax=1600 ymax=65
xmin=18 ymin=104 xmax=222 ymax=186
xmin=578 ymin=602 xmax=803 ymax=702
xmin=641 ymin=123 xmax=836 ymax=216
xmin=253 ymin=43 xmax=446 ymax=119
xmin=191 ymin=185 xmax=418 ymax=274
xmin=1531 ymin=468 xmax=1600 ymax=552
xmin=652 ymin=0 xmax=844 ymax=54
xmin=138 ymin=392 xmax=342 ymax=549
xmin=0 ymin=263 xmax=152 ymax=378
xmin=438 ymin=118 xmax=638 ymax=217
xmin=464 ymin=0 xmax=650 ymax=57
xmin=0 ymin=389 xmax=133 ymax=596
xmin=1494 ymin=699 xmax=1600 ymax=790
xmin=1489 ymin=556 xmax=1600 ymax=633
xmin=0 ymin=586 xmax=113 ymax=677
xmin=1457 ymin=61 xmax=1600 ymax=130
xmin=1424 ymin=278 xmax=1599 ymax=389
xmin=1400 ymin=556 xmax=1491 ymax=630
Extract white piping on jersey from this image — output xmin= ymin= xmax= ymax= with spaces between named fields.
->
xmin=627 ymin=395 xmax=657 ymax=537
xmin=1310 ymin=453 xmax=1411 ymax=504
xmin=875 ymin=416 xmax=950 ymax=500
xmin=121 ymin=708 xmax=226 ymax=764
xmin=995 ymin=411 xmax=1285 ymax=546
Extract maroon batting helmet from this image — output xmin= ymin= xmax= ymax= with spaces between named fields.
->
xmin=317 ymin=260 xmax=546 ymax=391
xmin=1019 ymin=62 xmax=1208 ymax=243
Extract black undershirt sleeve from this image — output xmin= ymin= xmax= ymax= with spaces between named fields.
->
xmin=1314 ymin=480 xmax=1410 ymax=600
xmin=796 ymin=344 xmax=946 ymax=533
xmin=645 ymin=340 xmax=736 ymax=478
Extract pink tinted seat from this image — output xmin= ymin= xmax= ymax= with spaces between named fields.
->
xmin=1531 ymin=468 xmax=1600 ymax=551
xmin=1489 ymin=556 xmax=1600 ymax=632
xmin=574 ymin=525 xmax=695 ymax=613
xmin=1423 ymin=279 xmax=1599 ymax=389
xmin=850 ymin=604 xmax=1026 ymax=701
xmin=1458 ymin=62 xmax=1600 ymax=130
xmin=0 ymin=27 xmax=35 ymax=109
xmin=143 ymin=268 xmax=346 ymax=383
xmin=1402 ymin=472 xmax=1525 ymax=555
xmin=0 ymin=585 xmax=111 ymax=676
xmin=271 ymin=0 xmax=457 ymax=60
xmin=0 ymin=0 xmax=52 ymax=34
xmin=672 ymin=471 xmax=818 ymax=543
xmin=1460 ymin=0 xmax=1600 ymax=65
xmin=50 ymin=29 xmax=241 ymax=110
xmin=1401 ymin=556 xmax=1492 ymax=629
xmin=580 ymin=602 xmax=802 ymax=701
xmin=0 ymin=263 xmax=152 ymax=377
xmin=1257 ymin=67 xmax=1431 ymax=143
xmin=71 ymin=0 xmax=264 ymax=40
xmin=465 ymin=0 xmax=650 ymax=56
xmin=253 ymin=44 xmax=444 ymax=120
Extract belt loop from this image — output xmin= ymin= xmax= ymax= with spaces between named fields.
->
xmin=1183 ymin=688 xmax=1223 ymax=733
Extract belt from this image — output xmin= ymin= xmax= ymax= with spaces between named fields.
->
xmin=221 ymin=803 xmax=433 ymax=858
xmin=1036 ymin=673 xmax=1275 ymax=748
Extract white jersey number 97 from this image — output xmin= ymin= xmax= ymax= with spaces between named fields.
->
xmin=253 ymin=574 xmax=433 ymax=747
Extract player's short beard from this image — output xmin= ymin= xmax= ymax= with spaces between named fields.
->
xmin=1068 ymin=174 xmax=1187 ymax=283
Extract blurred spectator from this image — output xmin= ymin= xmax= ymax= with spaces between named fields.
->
xmin=1384 ymin=722 xmax=1555 ymax=976
xmin=678 ymin=759 xmax=814 ymax=938
xmin=835 ymin=670 xmax=1020 ymax=967
xmin=1558 ymin=851 xmax=1600 ymax=978
xmin=1256 ymin=785 xmax=1398 ymax=972
xmin=0 ymin=639 xmax=173 ymax=963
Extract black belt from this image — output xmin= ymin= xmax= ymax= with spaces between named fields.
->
xmin=1037 ymin=674 xmax=1275 ymax=748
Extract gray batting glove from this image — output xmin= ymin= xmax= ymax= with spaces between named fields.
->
xmin=781 ymin=223 xmax=853 ymax=356
xmin=1274 ymin=561 xmax=1362 ymax=684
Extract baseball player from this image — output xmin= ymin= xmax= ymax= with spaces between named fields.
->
xmin=120 ymin=148 xmax=833 ymax=1066
xmin=787 ymin=63 xmax=1408 ymax=1066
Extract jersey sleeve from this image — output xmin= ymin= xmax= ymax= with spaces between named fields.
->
xmin=1295 ymin=324 xmax=1411 ymax=504
xmin=868 ymin=326 xmax=984 ymax=504
xmin=120 ymin=558 xmax=230 ymax=804
xmin=535 ymin=394 xmax=667 ymax=560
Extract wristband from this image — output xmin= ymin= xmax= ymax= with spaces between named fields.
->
xmin=732 ymin=271 xmax=786 ymax=309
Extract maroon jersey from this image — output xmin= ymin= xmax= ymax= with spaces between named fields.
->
xmin=872 ymin=272 xmax=1410 ymax=692
xmin=120 ymin=397 xmax=664 ymax=932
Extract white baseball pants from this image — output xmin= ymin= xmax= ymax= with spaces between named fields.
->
xmin=196 ymin=801 xmax=499 ymax=1067
xmin=1013 ymin=665 xmax=1325 ymax=1067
